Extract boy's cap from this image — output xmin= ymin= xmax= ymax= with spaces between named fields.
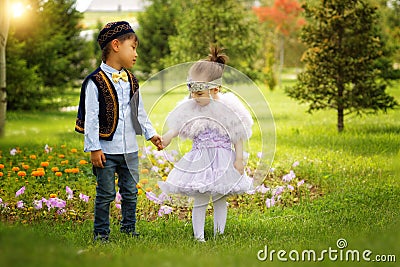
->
xmin=97 ymin=21 xmax=135 ymax=50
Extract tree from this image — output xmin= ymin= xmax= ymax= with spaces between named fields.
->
xmin=166 ymin=0 xmax=261 ymax=79
xmin=286 ymin=0 xmax=398 ymax=132
xmin=136 ymin=0 xmax=178 ymax=77
xmin=372 ymin=0 xmax=400 ymax=80
xmin=0 ymin=0 xmax=10 ymax=136
xmin=6 ymin=0 xmax=92 ymax=110
xmin=253 ymin=0 xmax=305 ymax=86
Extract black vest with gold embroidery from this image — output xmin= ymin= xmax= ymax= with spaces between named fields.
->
xmin=75 ymin=67 xmax=142 ymax=141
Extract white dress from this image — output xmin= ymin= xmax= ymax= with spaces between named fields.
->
xmin=158 ymin=93 xmax=254 ymax=196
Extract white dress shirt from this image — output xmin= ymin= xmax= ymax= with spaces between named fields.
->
xmin=84 ymin=62 xmax=156 ymax=154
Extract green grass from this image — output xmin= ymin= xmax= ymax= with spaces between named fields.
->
xmin=0 ymin=78 xmax=399 ymax=267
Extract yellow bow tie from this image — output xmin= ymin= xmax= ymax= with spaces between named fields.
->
xmin=112 ymin=71 xmax=128 ymax=83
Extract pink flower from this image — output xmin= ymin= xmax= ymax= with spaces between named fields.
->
xmin=297 ymin=179 xmax=305 ymax=186
xmin=256 ymin=184 xmax=270 ymax=194
xmin=66 ymin=186 xmax=74 ymax=199
xmin=115 ymin=191 xmax=122 ymax=203
xmin=44 ymin=144 xmax=52 ymax=153
xmin=287 ymin=185 xmax=294 ymax=191
xmin=274 ymin=186 xmax=285 ymax=196
xmin=15 ymin=186 xmax=26 ymax=197
xmin=158 ymin=205 xmax=173 ymax=216
xmin=79 ymin=193 xmax=89 ymax=202
xmin=10 ymin=148 xmax=17 ymax=156
xmin=292 ymin=161 xmax=300 ymax=167
xmin=43 ymin=197 xmax=66 ymax=210
xmin=257 ymin=152 xmax=263 ymax=158
xmin=57 ymin=209 xmax=66 ymax=215
xmin=33 ymin=200 xmax=43 ymax=209
xmin=282 ymin=170 xmax=296 ymax=182
xmin=17 ymin=200 xmax=24 ymax=209
xmin=266 ymin=197 xmax=275 ymax=208
xmin=115 ymin=203 xmax=121 ymax=209
xmin=146 ymin=191 xmax=163 ymax=204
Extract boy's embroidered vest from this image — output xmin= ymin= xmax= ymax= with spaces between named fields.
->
xmin=75 ymin=67 xmax=142 ymax=141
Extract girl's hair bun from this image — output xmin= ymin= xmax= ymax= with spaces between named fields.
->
xmin=206 ymin=45 xmax=229 ymax=65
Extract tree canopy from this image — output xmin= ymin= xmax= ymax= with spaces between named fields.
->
xmin=285 ymin=0 xmax=398 ymax=132
xmin=6 ymin=0 xmax=92 ymax=110
xmin=165 ymin=0 xmax=261 ymax=79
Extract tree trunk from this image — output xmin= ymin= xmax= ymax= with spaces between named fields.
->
xmin=337 ymin=107 xmax=344 ymax=132
xmin=0 ymin=0 xmax=10 ymax=137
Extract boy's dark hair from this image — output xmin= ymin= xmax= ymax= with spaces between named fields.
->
xmin=101 ymin=33 xmax=138 ymax=62
xmin=97 ymin=21 xmax=138 ymax=62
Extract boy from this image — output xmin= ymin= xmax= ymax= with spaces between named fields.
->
xmin=75 ymin=21 xmax=162 ymax=242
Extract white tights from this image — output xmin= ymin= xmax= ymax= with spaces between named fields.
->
xmin=192 ymin=194 xmax=227 ymax=241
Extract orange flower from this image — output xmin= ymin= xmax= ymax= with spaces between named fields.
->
xmin=61 ymin=160 xmax=68 ymax=165
xmin=22 ymin=164 xmax=29 ymax=170
xmin=145 ymin=187 xmax=153 ymax=192
xmin=61 ymin=145 xmax=66 ymax=149
xmin=138 ymin=189 xmax=144 ymax=195
xmin=0 ymin=172 xmax=3 ymax=177
xmin=140 ymin=178 xmax=149 ymax=184
xmin=55 ymin=172 xmax=62 ymax=177
xmin=70 ymin=148 xmax=78 ymax=153
xmin=79 ymin=160 xmax=88 ymax=165
xmin=51 ymin=167 xmax=59 ymax=172
xmin=12 ymin=167 xmax=20 ymax=172
xmin=17 ymin=171 xmax=26 ymax=177
xmin=40 ymin=162 xmax=49 ymax=167
xmin=0 ymin=164 xmax=4 ymax=169
xmin=58 ymin=154 xmax=65 ymax=159
xmin=140 ymin=168 xmax=149 ymax=174
xmin=71 ymin=168 xmax=79 ymax=174
xmin=136 ymin=183 xmax=142 ymax=189
xmin=37 ymin=167 xmax=44 ymax=172
xmin=29 ymin=155 xmax=37 ymax=160
xmin=49 ymin=193 xmax=57 ymax=198
xmin=32 ymin=170 xmax=45 ymax=176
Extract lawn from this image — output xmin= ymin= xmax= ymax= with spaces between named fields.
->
xmin=0 ymin=75 xmax=399 ymax=267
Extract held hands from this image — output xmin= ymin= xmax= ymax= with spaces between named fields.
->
xmin=150 ymin=134 xmax=164 ymax=150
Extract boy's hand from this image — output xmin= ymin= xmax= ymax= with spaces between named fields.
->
xmin=91 ymin=150 xmax=106 ymax=168
xmin=150 ymin=134 xmax=163 ymax=150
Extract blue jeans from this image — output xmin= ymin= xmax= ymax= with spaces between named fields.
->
xmin=93 ymin=152 xmax=139 ymax=236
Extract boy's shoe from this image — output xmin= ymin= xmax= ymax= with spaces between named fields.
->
xmin=93 ymin=234 xmax=109 ymax=243
xmin=120 ymin=228 xmax=140 ymax=237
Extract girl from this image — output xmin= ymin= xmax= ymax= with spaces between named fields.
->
xmin=158 ymin=47 xmax=253 ymax=242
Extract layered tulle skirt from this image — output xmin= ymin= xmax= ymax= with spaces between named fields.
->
xmin=158 ymin=147 xmax=253 ymax=196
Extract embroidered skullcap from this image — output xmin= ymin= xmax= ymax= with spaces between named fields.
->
xmin=97 ymin=21 xmax=135 ymax=50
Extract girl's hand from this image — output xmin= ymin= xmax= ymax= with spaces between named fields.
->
xmin=234 ymin=159 xmax=244 ymax=175
xmin=162 ymin=135 xmax=172 ymax=148
xmin=161 ymin=129 xmax=178 ymax=149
